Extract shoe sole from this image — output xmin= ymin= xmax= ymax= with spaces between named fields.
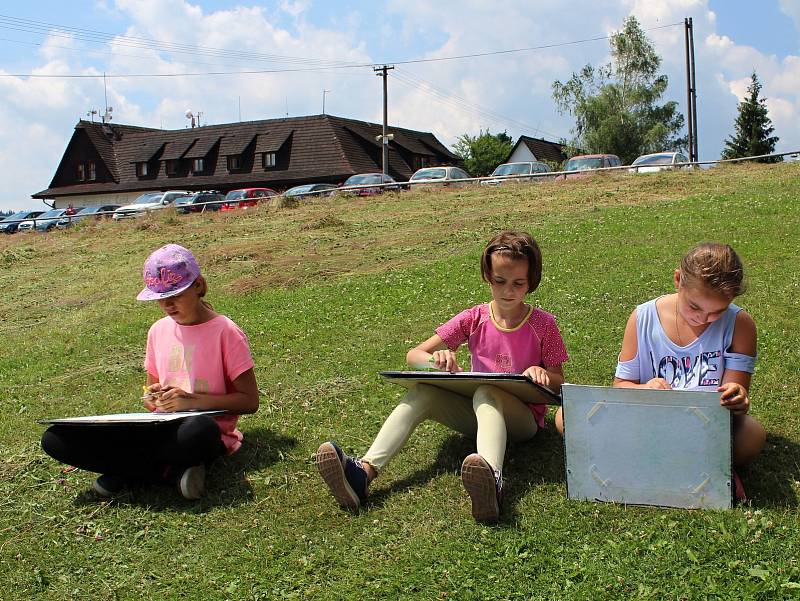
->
xmin=461 ymin=454 xmax=499 ymax=524
xmin=315 ymin=442 xmax=360 ymax=511
xmin=180 ymin=465 xmax=206 ymax=500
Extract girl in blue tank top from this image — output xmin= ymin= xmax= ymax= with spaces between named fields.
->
xmin=611 ymin=242 xmax=766 ymax=501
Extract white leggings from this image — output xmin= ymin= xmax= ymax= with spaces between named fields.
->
xmin=361 ymin=383 xmax=538 ymax=473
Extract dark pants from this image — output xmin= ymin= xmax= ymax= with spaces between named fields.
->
xmin=41 ymin=415 xmax=226 ymax=482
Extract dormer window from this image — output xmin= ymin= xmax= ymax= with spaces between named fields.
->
xmin=136 ymin=162 xmax=149 ymax=177
xmin=77 ymin=163 xmax=85 ymax=181
xmin=165 ymin=160 xmax=179 ymax=176
xmin=88 ymin=161 xmax=96 ymax=180
xmin=227 ymin=155 xmax=241 ymax=171
xmin=192 ymin=158 xmax=204 ymax=173
xmin=263 ymin=152 xmax=276 ymax=168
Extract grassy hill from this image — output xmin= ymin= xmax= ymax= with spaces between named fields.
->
xmin=1 ymin=163 xmax=799 ymax=599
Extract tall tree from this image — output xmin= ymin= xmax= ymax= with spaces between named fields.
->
xmin=452 ymin=130 xmax=513 ymax=176
xmin=552 ymin=16 xmax=686 ymax=164
xmin=721 ymin=72 xmax=780 ymax=162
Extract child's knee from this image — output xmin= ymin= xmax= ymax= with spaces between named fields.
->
xmin=403 ymin=383 xmax=442 ymax=415
xmin=733 ymin=415 xmax=766 ymax=464
xmin=177 ymin=415 xmax=221 ymax=447
xmin=472 ymin=384 xmax=504 ymax=413
xmin=554 ymin=407 xmax=565 ymax=437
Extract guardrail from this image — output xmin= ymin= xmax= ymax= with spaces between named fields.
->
xmin=3 ymin=149 xmax=796 ymax=228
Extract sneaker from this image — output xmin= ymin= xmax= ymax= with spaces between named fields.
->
xmin=179 ymin=464 xmax=206 ymax=500
xmin=315 ymin=441 xmax=369 ymax=511
xmin=732 ymin=470 xmax=747 ymax=504
xmin=461 ymin=453 xmax=502 ymax=524
xmin=93 ymin=474 xmax=125 ymax=497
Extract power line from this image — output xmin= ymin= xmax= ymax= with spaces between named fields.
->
xmin=0 ymin=15 xmax=684 ymax=78
xmin=392 ymin=68 xmax=568 ymax=141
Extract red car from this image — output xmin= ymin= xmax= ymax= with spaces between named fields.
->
xmin=219 ymin=188 xmax=278 ymax=211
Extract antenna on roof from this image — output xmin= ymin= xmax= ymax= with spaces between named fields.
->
xmin=101 ymin=73 xmax=113 ymax=123
xmin=186 ymin=110 xmax=196 ymax=128
xmin=86 ymin=109 xmax=98 ymax=123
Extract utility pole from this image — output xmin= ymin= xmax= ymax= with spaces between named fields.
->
xmin=684 ymin=18 xmax=698 ymax=162
xmin=374 ymin=65 xmax=394 ymax=176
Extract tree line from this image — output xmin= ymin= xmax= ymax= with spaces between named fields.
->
xmin=453 ymin=16 xmax=780 ymax=174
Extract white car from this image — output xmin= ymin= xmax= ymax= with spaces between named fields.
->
xmin=481 ymin=161 xmax=550 ymax=186
xmin=112 ymin=191 xmax=191 ymax=220
xmin=408 ymin=166 xmax=471 ymax=187
xmin=629 ymin=152 xmax=689 ymax=174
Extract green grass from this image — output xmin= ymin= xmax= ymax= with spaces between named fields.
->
xmin=1 ymin=163 xmax=799 ymax=599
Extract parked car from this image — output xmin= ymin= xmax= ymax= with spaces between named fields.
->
xmin=112 ymin=191 xmax=191 ymax=220
xmin=629 ymin=152 xmax=690 ymax=173
xmin=0 ymin=210 xmax=44 ymax=234
xmin=283 ymin=183 xmax=338 ymax=200
xmin=340 ymin=173 xmax=399 ymax=196
xmin=176 ymin=191 xmax=225 ymax=214
xmin=409 ymin=166 xmax=472 ymax=187
xmin=19 ymin=208 xmax=82 ymax=232
xmin=480 ymin=162 xmax=551 ymax=187
xmin=558 ymin=154 xmax=622 ymax=180
xmin=219 ymin=188 xmax=278 ymax=211
xmin=57 ymin=205 xmax=120 ymax=227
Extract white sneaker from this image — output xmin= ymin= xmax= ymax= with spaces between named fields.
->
xmin=179 ymin=465 xmax=206 ymax=500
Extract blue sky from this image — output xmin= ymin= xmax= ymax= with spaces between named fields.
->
xmin=1 ymin=0 xmax=799 ymax=210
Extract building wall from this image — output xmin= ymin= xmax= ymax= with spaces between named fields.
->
xmin=52 ymin=191 xmax=149 ymax=209
xmin=508 ymin=145 xmax=536 ymax=163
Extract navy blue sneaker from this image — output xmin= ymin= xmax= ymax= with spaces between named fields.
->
xmin=461 ymin=454 xmax=502 ymax=524
xmin=315 ymin=441 xmax=369 ymax=510
xmin=93 ymin=474 xmax=125 ymax=497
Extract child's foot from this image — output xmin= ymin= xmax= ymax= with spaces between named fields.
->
xmin=93 ymin=474 xmax=125 ymax=497
xmin=315 ymin=441 xmax=369 ymax=511
xmin=732 ymin=470 xmax=747 ymax=504
xmin=461 ymin=453 xmax=502 ymax=524
xmin=179 ymin=464 xmax=206 ymax=500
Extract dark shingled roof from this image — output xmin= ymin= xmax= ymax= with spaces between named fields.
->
xmin=510 ymin=135 xmax=567 ymax=164
xmin=34 ymin=114 xmax=461 ymax=199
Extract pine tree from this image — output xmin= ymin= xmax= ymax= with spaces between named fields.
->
xmin=721 ymin=72 xmax=780 ymax=163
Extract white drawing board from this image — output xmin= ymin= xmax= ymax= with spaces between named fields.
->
xmin=40 ymin=410 xmax=225 ymax=426
xmin=562 ymin=384 xmax=732 ymax=509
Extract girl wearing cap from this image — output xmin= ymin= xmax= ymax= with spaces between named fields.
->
xmin=41 ymin=244 xmax=259 ymax=500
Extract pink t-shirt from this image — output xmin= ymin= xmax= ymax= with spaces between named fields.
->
xmin=435 ymin=303 xmax=569 ymax=427
xmin=144 ymin=314 xmax=255 ymax=454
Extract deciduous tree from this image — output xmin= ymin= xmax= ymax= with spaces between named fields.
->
xmin=452 ymin=130 xmax=513 ymax=177
xmin=552 ymin=16 xmax=686 ymax=164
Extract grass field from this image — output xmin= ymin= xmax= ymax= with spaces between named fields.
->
xmin=1 ymin=163 xmax=799 ymax=600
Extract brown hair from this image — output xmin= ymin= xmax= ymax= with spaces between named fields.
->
xmin=679 ymin=242 xmax=746 ymax=298
xmin=481 ymin=231 xmax=542 ymax=293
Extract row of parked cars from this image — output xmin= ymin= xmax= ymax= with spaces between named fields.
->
xmin=1 ymin=152 xmax=691 ymax=233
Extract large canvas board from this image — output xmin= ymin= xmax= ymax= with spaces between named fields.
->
xmin=562 ymin=384 xmax=732 ymax=509
xmin=379 ymin=371 xmax=561 ymax=405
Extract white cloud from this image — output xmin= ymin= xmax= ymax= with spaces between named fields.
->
xmin=779 ymin=0 xmax=800 ymax=31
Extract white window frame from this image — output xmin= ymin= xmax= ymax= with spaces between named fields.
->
xmin=263 ymin=152 xmax=276 ymax=168
xmin=137 ymin=162 xmax=149 ymax=177
xmin=227 ymin=155 xmax=241 ymax=171
xmin=192 ymin=158 xmax=204 ymax=173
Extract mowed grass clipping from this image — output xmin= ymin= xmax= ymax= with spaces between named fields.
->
xmin=0 ymin=163 xmax=799 ymax=600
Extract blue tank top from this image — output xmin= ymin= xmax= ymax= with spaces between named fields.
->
xmin=615 ymin=297 xmax=756 ymax=390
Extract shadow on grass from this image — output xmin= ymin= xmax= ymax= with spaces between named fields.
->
xmin=366 ymin=425 xmax=566 ymax=520
xmin=742 ymin=433 xmax=800 ymax=508
xmin=72 ymin=427 xmax=296 ymax=511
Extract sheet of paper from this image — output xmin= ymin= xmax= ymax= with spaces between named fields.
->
xmin=41 ymin=410 xmax=225 ymax=425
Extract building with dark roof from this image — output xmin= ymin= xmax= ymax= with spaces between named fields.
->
xmin=33 ymin=114 xmax=460 ymax=207
xmin=506 ymin=135 xmax=567 ymax=166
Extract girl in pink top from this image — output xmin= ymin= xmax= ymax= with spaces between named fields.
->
xmin=316 ymin=231 xmax=568 ymax=523
xmin=42 ymin=244 xmax=259 ymax=500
